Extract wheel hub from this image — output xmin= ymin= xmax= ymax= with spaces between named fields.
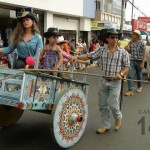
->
xmin=68 ymin=110 xmax=83 ymax=125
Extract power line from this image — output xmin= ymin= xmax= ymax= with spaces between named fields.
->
xmin=127 ymin=0 xmax=147 ymax=17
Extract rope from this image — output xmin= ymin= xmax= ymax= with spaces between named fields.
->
xmin=0 ymin=68 xmax=149 ymax=83
xmin=21 ymin=69 xmax=150 ymax=83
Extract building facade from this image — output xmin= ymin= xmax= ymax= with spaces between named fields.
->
xmin=92 ymin=0 xmax=131 ymax=39
xmin=0 ymin=0 xmax=95 ymax=46
xmin=112 ymin=0 xmax=121 ymax=16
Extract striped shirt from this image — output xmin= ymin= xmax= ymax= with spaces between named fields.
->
xmin=130 ymin=40 xmax=146 ymax=60
xmin=87 ymin=45 xmax=130 ymax=77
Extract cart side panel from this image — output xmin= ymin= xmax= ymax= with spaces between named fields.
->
xmin=0 ymin=69 xmax=23 ymax=107
xmin=21 ymin=73 xmax=37 ymax=102
xmin=20 ymin=73 xmax=57 ymax=110
xmin=20 ymin=73 xmax=89 ymax=110
xmin=54 ymin=79 xmax=89 ymax=102
xmin=0 ymin=70 xmax=89 ymax=111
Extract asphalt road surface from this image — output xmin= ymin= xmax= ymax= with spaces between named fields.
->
xmin=0 ymin=68 xmax=150 ymax=150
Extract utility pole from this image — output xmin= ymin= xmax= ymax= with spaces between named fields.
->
xmin=131 ymin=0 xmax=134 ymax=20
xmin=131 ymin=0 xmax=134 ymax=31
xmin=120 ymin=0 xmax=125 ymax=33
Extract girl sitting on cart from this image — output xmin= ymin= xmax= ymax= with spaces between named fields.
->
xmin=39 ymin=27 xmax=63 ymax=76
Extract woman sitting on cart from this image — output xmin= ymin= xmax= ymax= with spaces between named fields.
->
xmin=0 ymin=11 xmax=43 ymax=69
xmin=39 ymin=27 xmax=63 ymax=76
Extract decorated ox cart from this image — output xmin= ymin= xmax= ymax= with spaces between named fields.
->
xmin=0 ymin=68 xmax=89 ymax=148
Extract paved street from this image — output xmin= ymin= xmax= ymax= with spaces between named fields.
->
xmin=0 ymin=68 xmax=150 ymax=150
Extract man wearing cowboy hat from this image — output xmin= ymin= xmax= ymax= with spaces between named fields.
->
xmin=71 ymin=28 xmax=130 ymax=133
xmin=125 ymin=30 xmax=146 ymax=96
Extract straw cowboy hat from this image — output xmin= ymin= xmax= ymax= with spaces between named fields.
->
xmin=77 ymin=43 xmax=83 ymax=48
xmin=57 ymin=36 xmax=68 ymax=44
xmin=132 ymin=30 xmax=141 ymax=39
xmin=104 ymin=28 xmax=122 ymax=44
xmin=44 ymin=27 xmax=61 ymax=38
xmin=17 ymin=11 xmax=37 ymax=23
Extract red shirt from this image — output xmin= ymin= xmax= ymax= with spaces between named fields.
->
xmin=89 ymin=43 xmax=96 ymax=52
xmin=64 ymin=43 xmax=71 ymax=54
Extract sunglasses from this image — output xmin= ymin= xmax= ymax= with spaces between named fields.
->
xmin=51 ymin=36 xmax=58 ymax=39
xmin=132 ymin=33 xmax=138 ymax=36
xmin=109 ymin=36 xmax=119 ymax=39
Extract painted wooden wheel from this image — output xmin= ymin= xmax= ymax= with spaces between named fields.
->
xmin=50 ymin=88 xmax=88 ymax=148
xmin=0 ymin=105 xmax=24 ymax=127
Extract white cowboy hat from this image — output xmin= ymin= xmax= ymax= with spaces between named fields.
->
xmin=133 ymin=30 xmax=141 ymax=39
xmin=57 ymin=36 xmax=68 ymax=44
xmin=77 ymin=43 xmax=83 ymax=48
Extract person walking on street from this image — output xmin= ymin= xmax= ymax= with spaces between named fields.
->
xmin=71 ymin=28 xmax=130 ymax=134
xmin=125 ymin=30 xmax=146 ymax=96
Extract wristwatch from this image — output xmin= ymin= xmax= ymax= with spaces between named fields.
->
xmin=120 ymin=72 xmax=124 ymax=77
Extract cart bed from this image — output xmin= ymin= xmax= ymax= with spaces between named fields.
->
xmin=0 ymin=69 xmax=89 ymax=110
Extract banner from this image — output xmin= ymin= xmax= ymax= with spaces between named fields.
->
xmin=132 ymin=19 xmax=147 ymax=31
xmin=138 ymin=17 xmax=150 ymax=23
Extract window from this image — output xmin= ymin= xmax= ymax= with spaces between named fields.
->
xmin=95 ymin=0 xmax=101 ymax=10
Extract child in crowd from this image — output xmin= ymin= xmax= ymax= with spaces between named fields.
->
xmin=39 ymin=27 xmax=63 ymax=76
xmin=57 ymin=36 xmax=72 ymax=71
xmin=57 ymin=36 xmax=90 ymax=71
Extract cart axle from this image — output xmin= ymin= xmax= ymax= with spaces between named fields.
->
xmin=69 ymin=113 xmax=83 ymax=125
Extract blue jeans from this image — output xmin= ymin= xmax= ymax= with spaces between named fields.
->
xmin=128 ymin=60 xmax=142 ymax=91
xmin=98 ymin=78 xmax=122 ymax=129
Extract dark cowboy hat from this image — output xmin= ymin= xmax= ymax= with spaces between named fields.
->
xmin=44 ymin=27 xmax=61 ymax=38
xmin=103 ymin=28 xmax=122 ymax=44
xmin=17 ymin=11 xmax=37 ymax=23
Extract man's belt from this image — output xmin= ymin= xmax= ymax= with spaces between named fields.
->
xmin=103 ymin=77 xmax=115 ymax=82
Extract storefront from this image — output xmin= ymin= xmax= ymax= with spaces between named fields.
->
xmin=91 ymin=20 xmax=132 ymax=40
xmin=53 ymin=15 xmax=90 ymax=46
xmin=0 ymin=3 xmax=92 ymax=48
xmin=53 ymin=15 xmax=79 ymax=41
xmin=91 ymin=20 xmax=105 ymax=40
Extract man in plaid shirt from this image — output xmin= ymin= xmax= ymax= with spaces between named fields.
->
xmin=72 ymin=28 xmax=130 ymax=134
xmin=125 ymin=30 xmax=146 ymax=96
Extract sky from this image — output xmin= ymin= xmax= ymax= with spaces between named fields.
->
xmin=125 ymin=0 xmax=149 ymax=21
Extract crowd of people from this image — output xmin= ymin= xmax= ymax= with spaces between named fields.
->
xmin=0 ymin=11 xmax=148 ymax=134
xmin=0 ymin=11 xmax=111 ymax=71
xmin=0 ymin=11 xmax=101 ymax=71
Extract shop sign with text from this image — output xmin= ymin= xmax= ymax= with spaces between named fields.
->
xmin=91 ymin=21 xmax=105 ymax=30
